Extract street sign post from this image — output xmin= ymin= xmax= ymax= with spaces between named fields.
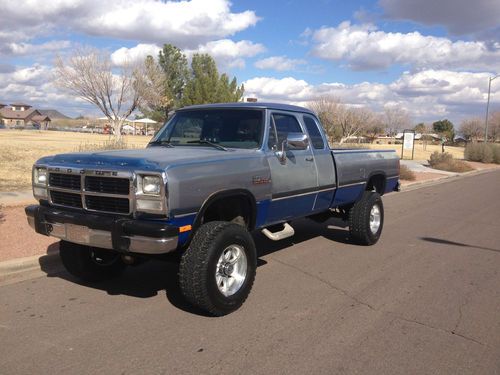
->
xmin=401 ymin=129 xmax=415 ymax=160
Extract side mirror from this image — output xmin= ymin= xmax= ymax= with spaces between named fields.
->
xmin=286 ymin=132 xmax=309 ymax=150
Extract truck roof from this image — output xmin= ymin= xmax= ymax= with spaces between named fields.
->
xmin=177 ymin=102 xmax=315 ymax=115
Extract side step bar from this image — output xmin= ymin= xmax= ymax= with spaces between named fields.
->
xmin=261 ymin=223 xmax=295 ymax=241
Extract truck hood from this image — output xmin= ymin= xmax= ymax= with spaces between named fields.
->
xmin=37 ymin=146 xmax=260 ymax=172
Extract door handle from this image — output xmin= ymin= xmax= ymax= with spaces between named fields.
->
xmin=305 ymin=157 xmax=314 ymax=162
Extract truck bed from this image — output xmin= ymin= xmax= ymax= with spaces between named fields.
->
xmin=329 ymin=148 xmax=400 ymax=207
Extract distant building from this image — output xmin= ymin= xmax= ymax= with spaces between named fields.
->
xmin=0 ymin=102 xmax=51 ymax=129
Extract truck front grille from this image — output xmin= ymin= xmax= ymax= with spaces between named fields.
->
xmin=85 ymin=176 xmax=130 ymax=195
xmin=47 ymin=171 xmax=131 ymax=215
xmin=50 ymin=191 xmax=83 ymax=208
xmin=49 ymin=173 xmax=81 ymax=190
xmin=85 ymin=195 xmax=130 ymax=214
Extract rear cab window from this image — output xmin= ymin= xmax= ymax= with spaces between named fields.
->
xmin=303 ymin=115 xmax=325 ymax=149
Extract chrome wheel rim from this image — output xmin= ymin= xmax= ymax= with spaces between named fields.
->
xmin=215 ymin=245 xmax=247 ymax=297
xmin=369 ymin=204 xmax=381 ymax=234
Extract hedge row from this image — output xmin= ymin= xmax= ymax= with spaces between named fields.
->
xmin=464 ymin=143 xmax=500 ymax=164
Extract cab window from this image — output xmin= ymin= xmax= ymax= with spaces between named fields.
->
xmin=268 ymin=113 xmax=303 ymax=149
xmin=303 ymin=115 xmax=325 ymax=149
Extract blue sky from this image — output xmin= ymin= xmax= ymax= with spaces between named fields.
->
xmin=0 ymin=0 xmax=499 ymax=124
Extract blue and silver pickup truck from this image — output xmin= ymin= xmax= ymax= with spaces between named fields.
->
xmin=26 ymin=102 xmax=399 ymax=315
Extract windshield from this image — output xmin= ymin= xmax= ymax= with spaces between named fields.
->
xmin=151 ymin=109 xmax=264 ymax=149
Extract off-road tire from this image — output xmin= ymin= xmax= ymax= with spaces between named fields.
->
xmin=179 ymin=221 xmax=257 ymax=316
xmin=348 ymin=191 xmax=384 ymax=245
xmin=59 ymin=240 xmax=126 ymax=282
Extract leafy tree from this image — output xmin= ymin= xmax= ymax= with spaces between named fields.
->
xmin=158 ymin=44 xmax=189 ymax=111
xmin=414 ymin=123 xmax=427 ymax=133
xmin=140 ymin=45 xmax=189 ymax=122
xmin=182 ymin=54 xmax=244 ymax=106
xmin=432 ymin=119 xmax=455 ymax=141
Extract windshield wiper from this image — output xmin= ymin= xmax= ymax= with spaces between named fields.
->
xmin=148 ymin=140 xmax=174 ymax=148
xmin=187 ymin=139 xmax=228 ymax=151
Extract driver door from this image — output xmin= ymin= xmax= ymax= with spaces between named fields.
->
xmin=266 ymin=111 xmax=318 ymax=223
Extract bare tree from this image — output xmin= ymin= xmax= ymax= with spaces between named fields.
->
xmin=54 ymin=47 xmax=157 ymax=139
xmin=308 ymin=96 xmax=375 ymax=144
xmin=138 ymin=56 xmax=170 ymax=122
xmin=459 ymin=117 xmax=483 ymax=142
xmin=383 ymin=107 xmax=411 ymax=136
xmin=307 ymin=96 xmax=342 ymax=143
xmin=488 ymin=111 xmax=500 ymax=142
xmin=336 ymin=106 xmax=375 ymax=144
xmin=363 ymin=113 xmax=384 ymax=143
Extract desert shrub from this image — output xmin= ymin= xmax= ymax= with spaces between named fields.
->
xmin=428 ymin=151 xmax=474 ymax=172
xmin=0 ymin=204 xmax=5 ymax=223
xmin=429 ymin=151 xmax=453 ymax=166
xmin=399 ymin=164 xmax=416 ymax=181
xmin=77 ymin=139 xmax=136 ymax=152
xmin=464 ymin=143 xmax=482 ymax=161
xmin=464 ymin=143 xmax=498 ymax=163
xmin=493 ymin=145 xmax=500 ymax=164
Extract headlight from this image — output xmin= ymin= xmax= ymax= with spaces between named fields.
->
xmin=135 ymin=173 xmax=167 ymax=215
xmin=33 ymin=166 xmax=48 ymax=200
xmin=141 ymin=175 xmax=161 ymax=196
xmin=34 ymin=167 xmax=47 ymax=185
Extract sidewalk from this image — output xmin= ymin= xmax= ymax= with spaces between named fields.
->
xmin=0 ymin=189 xmax=36 ymax=207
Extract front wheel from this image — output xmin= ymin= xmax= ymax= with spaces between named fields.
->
xmin=179 ymin=221 xmax=257 ymax=316
xmin=348 ymin=191 xmax=384 ymax=245
xmin=59 ymin=241 xmax=127 ymax=282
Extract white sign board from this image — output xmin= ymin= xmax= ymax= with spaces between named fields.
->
xmin=403 ymin=132 xmax=415 ymax=150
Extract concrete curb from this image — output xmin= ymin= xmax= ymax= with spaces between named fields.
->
xmin=401 ymin=166 xmax=500 ymax=192
xmin=0 ymin=252 xmax=63 ymax=286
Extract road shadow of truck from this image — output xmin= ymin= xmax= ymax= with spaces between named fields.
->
xmin=38 ymin=218 xmax=354 ymax=315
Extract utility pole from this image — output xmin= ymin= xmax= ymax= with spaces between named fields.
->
xmin=485 ymin=74 xmax=499 ymax=143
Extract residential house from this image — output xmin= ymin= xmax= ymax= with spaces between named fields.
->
xmin=0 ymin=102 xmax=51 ymax=129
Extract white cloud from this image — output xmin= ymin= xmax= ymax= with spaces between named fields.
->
xmin=254 ymin=56 xmax=307 ymax=71
xmin=0 ymin=64 xmax=51 ymax=87
xmin=111 ymin=44 xmax=161 ymax=67
xmin=243 ymin=70 xmax=500 ymax=122
xmin=310 ymin=21 xmax=500 ymax=71
xmin=184 ymin=39 xmax=265 ymax=69
xmin=0 ymin=64 xmax=88 ymax=113
xmin=0 ymin=40 xmax=71 ymax=57
xmin=112 ymin=39 xmax=265 ymax=70
xmin=390 ymin=70 xmax=491 ymax=105
xmin=379 ymin=0 xmax=500 ymax=36
xmin=0 ymin=0 xmax=259 ymax=52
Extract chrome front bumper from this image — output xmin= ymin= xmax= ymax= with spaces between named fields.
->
xmin=26 ymin=205 xmax=178 ymax=255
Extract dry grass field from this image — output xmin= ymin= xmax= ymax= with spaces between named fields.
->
xmin=0 ymin=130 xmax=465 ymax=192
xmin=0 ymin=130 xmax=150 ymax=191
xmin=363 ymin=143 xmax=465 ymax=160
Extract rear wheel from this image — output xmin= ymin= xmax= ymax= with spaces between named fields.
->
xmin=348 ymin=191 xmax=384 ymax=245
xmin=59 ymin=240 xmax=126 ymax=282
xmin=179 ymin=221 xmax=257 ymax=316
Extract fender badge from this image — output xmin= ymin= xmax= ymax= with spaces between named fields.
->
xmin=252 ymin=176 xmax=271 ymax=185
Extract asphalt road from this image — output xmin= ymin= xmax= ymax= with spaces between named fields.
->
xmin=1 ymin=171 xmax=499 ymax=375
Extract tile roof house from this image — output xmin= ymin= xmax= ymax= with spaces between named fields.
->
xmin=0 ymin=103 xmax=51 ymax=129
